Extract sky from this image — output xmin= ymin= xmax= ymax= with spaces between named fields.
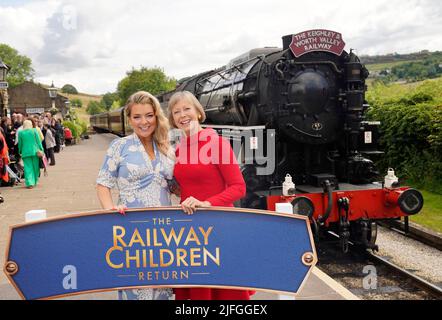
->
xmin=0 ymin=0 xmax=441 ymax=94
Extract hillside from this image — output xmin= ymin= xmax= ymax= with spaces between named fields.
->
xmin=63 ymin=92 xmax=102 ymax=124
xmin=360 ymin=51 xmax=433 ymax=65
xmin=362 ymin=51 xmax=442 ymax=82
xmin=366 ymin=75 xmax=442 ymax=103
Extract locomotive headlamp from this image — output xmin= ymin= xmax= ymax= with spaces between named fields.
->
xmin=386 ymin=188 xmax=424 ymax=215
xmin=291 ymin=196 xmax=315 ymax=218
xmin=398 ymin=189 xmax=424 ymax=215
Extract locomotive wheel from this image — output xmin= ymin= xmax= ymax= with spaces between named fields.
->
xmin=368 ymin=222 xmax=378 ymax=247
xmin=240 ymin=192 xmax=266 ymax=210
xmin=350 ymin=220 xmax=378 ymax=251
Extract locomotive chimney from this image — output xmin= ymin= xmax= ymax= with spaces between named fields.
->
xmin=282 ymin=35 xmax=294 ymax=50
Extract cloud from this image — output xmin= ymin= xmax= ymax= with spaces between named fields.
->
xmin=0 ymin=0 xmax=441 ymax=94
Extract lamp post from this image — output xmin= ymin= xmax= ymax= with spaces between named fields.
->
xmin=0 ymin=58 xmax=10 ymax=117
xmin=48 ymin=81 xmax=58 ymax=116
xmin=64 ymin=100 xmax=71 ymax=119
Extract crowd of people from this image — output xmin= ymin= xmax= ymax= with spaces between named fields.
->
xmin=0 ymin=112 xmax=67 ymax=189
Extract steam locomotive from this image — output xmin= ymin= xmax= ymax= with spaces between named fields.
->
xmin=91 ymin=30 xmax=424 ymax=252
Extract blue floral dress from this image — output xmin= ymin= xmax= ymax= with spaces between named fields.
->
xmin=97 ymin=133 xmax=175 ymax=300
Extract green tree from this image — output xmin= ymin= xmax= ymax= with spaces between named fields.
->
xmin=86 ymin=100 xmax=105 ymax=115
xmin=0 ymin=43 xmax=34 ymax=87
xmin=117 ymin=67 xmax=176 ymax=104
xmin=61 ymin=84 xmax=78 ymax=94
xmin=101 ymin=92 xmax=119 ymax=110
xmin=110 ymin=100 xmax=121 ymax=110
xmin=70 ymin=98 xmax=83 ymax=108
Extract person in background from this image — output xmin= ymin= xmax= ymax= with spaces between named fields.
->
xmin=14 ymin=114 xmax=24 ymax=161
xmin=40 ymin=120 xmax=48 ymax=160
xmin=28 ymin=116 xmax=44 ymax=142
xmin=64 ymin=126 xmax=73 ymax=145
xmin=167 ymin=91 xmax=251 ymax=300
xmin=44 ymin=124 xmax=56 ymax=166
xmin=52 ymin=118 xmax=63 ymax=152
xmin=96 ymin=91 xmax=175 ymax=300
xmin=1 ymin=117 xmax=15 ymax=152
xmin=0 ymin=129 xmax=10 ymax=185
xmin=18 ymin=120 xmax=44 ymax=189
xmin=13 ymin=113 xmax=23 ymax=130
xmin=55 ymin=119 xmax=65 ymax=150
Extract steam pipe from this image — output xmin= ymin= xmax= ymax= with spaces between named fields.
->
xmin=318 ymin=180 xmax=333 ymax=224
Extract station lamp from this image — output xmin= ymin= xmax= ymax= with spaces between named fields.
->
xmin=48 ymin=81 xmax=58 ymax=114
xmin=0 ymin=59 xmax=9 ymax=82
xmin=48 ymin=81 xmax=57 ymax=99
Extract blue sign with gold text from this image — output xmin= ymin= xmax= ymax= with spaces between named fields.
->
xmin=4 ymin=207 xmax=317 ymax=300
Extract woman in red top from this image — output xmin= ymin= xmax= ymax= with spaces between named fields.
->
xmin=0 ymin=130 xmax=9 ymax=184
xmin=168 ymin=91 xmax=252 ymax=300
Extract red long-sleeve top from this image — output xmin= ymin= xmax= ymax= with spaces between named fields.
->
xmin=173 ymin=128 xmax=252 ymax=300
xmin=0 ymin=132 xmax=9 ymax=183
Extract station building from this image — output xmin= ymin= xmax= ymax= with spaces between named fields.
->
xmin=7 ymin=81 xmax=70 ymax=117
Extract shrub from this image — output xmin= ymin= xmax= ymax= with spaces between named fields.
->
xmin=70 ymin=98 xmax=83 ymax=108
xmin=86 ymin=101 xmax=105 ymax=115
xmin=366 ymin=79 xmax=442 ymax=194
xmin=62 ymin=120 xmax=81 ymax=139
xmin=77 ymin=120 xmax=88 ymax=135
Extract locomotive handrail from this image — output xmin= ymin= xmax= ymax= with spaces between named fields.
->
xmin=197 ymin=54 xmax=265 ymax=85
xmin=286 ymin=123 xmax=323 ymax=139
xmin=197 ymin=79 xmax=250 ymax=96
xmin=289 ymin=60 xmax=343 ymax=74
xmin=318 ymin=180 xmax=333 ymax=224
xmin=201 ymin=124 xmax=266 ymax=130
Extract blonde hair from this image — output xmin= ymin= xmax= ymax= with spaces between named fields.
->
xmin=125 ymin=91 xmax=171 ymax=158
xmin=167 ymin=91 xmax=206 ymax=128
xmin=23 ymin=120 xmax=33 ymax=130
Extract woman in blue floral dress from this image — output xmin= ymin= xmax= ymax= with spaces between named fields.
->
xmin=96 ymin=91 xmax=175 ymax=300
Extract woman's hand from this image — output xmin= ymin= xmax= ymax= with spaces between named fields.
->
xmin=112 ymin=204 xmax=127 ymax=216
xmin=97 ymin=185 xmax=126 ymax=216
xmin=169 ymin=183 xmax=181 ymax=196
xmin=167 ymin=178 xmax=181 ymax=196
xmin=181 ymin=197 xmax=210 ymax=215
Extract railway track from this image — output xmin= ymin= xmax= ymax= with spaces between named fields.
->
xmin=317 ymin=235 xmax=442 ymax=300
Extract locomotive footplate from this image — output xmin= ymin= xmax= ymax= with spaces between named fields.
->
xmin=296 ymin=182 xmax=383 ymax=194
xmin=265 ymin=184 xmax=423 ymax=224
xmin=264 ymin=183 xmax=422 ymax=252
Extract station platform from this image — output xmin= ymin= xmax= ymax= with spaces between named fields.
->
xmin=0 ymin=133 xmax=358 ymax=300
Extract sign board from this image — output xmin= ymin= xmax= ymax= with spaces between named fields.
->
xmin=4 ymin=207 xmax=317 ymax=300
xmin=289 ymin=29 xmax=345 ymax=57
xmin=0 ymin=81 xmax=8 ymax=89
xmin=26 ymin=107 xmax=45 ymax=114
